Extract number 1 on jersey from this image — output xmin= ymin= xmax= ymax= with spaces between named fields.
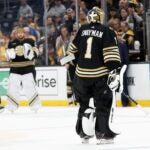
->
xmin=84 ymin=37 xmax=93 ymax=59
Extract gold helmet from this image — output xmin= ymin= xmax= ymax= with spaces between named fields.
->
xmin=87 ymin=7 xmax=104 ymax=24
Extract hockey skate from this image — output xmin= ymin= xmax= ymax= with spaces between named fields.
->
xmin=30 ymin=103 xmax=41 ymax=113
xmin=80 ymin=130 xmax=94 ymax=144
xmin=96 ymin=131 xmax=117 ymax=145
xmin=81 ymin=136 xmax=91 ymax=144
xmin=29 ymin=95 xmax=41 ymax=113
xmin=0 ymin=106 xmax=5 ymax=113
xmin=96 ymin=136 xmax=114 ymax=145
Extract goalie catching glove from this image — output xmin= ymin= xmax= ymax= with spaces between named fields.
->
xmin=107 ymin=65 xmax=127 ymax=93
xmin=24 ymin=43 xmax=34 ymax=60
xmin=6 ymin=48 xmax=16 ymax=60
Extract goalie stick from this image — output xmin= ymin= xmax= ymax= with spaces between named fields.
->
xmin=61 ymin=45 xmax=77 ymax=106
xmin=122 ymin=92 xmax=149 ymax=115
xmin=108 ymin=65 xmax=127 ymax=134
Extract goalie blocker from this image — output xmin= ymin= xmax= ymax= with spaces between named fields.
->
xmin=60 ymin=54 xmax=75 ymax=65
xmin=107 ymin=65 xmax=127 ymax=93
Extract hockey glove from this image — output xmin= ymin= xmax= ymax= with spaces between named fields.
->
xmin=60 ymin=54 xmax=75 ymax=65
xmin=107 ymin=67 xmax=121 ymax=92
xmin=107 ymin=65 xmax=127 ymax=93
xmin=6 ymin=48 xmax=16 ymax=60
xmin=24 ymin=43 xmax=34 ymax=60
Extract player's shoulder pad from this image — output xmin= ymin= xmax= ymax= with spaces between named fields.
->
xmin=8 ymin=39 xmax=19 ymax=48
xmin=23 ymin=38 xmax=35 ymax=46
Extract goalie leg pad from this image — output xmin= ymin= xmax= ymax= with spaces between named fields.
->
xmin=22 ymin=73 xmax=41 ymax=112
xmin=6 ymin=73 xmax=21 ymax=112
xmin=6 ymin=94 xmax=19 ymax=113
xmin=76 ymin=108 xmax=95 ymax=138
xmin=82 ymin=108 xmax=95 ymax=136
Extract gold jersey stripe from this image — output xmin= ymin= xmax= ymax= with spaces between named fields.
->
xmin=103 ymin=51 xmax=120 ymax=56
xmin=104 ymin=58 xmax=121 ymax=63
xmin=104 ymin=55 xmax=121 ymax=60
xmin=75 ymin=71 xmax=108 ymax=78
xmin=76 ymin=67 xmax=109 ymax=75
xmin=77 ymin=65 xmax=108 ymax=72
xmin=10 ymin=60 xmax=35 ymax=67
xmin=103 ymin=49 xmax=119 ymax=53
xmin=103 ymin=46 xmax=118 ymax=51
xmin=67 ymin=49 xmax=78 ymax=54
xmin=70 ymin=43 xmax=77 ymax=49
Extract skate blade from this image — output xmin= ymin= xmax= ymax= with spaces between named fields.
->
xmin=97 ymin=138 xmax=114 ymax=145
xmin=81 ymin=138 xmax=89 ymax=144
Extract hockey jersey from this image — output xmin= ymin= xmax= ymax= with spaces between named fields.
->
xmin=67 ymin=23 xmax=121 ymax=78
xmin=8 ymin=38 xmax=38 ymax=75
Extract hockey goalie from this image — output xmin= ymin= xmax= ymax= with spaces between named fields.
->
xmin=5 ymin=27 xmax=40 ymax=113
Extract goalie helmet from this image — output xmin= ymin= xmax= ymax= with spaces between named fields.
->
xmin=87 ymin=7 xmax=104 ymax=24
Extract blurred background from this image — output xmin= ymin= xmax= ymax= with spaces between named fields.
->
xmin=0 ymin=0 xmax=150 ymax=66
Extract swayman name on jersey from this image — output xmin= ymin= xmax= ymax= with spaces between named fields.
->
xmin=67 ymin=23 xmax=121 ymax=78
xmin=81 ymin=30 xmax=103 ymax=38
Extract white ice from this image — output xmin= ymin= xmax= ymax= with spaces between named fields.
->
xmin=0 ymin=106 xmax=150 ymax=150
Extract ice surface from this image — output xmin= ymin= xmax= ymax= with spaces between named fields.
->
xmin=0 ymin=106 xmax=150 ymax=150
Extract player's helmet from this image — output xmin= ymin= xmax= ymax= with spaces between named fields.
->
xmin=87 ymin=7 xmax=104 ymax=24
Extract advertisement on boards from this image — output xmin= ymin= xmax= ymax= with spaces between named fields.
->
xmin=0 ymin=67 xmax=67 ymax=100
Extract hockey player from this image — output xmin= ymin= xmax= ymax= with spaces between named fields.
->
xmin=5 ymin=27 xmax=40 ymax=113
xmin=60 ymin=7 xmax=122 ymax=144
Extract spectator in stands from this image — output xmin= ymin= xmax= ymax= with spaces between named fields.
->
xmin=47 ymin=0 xmax=66 ymax=18
xmin=18 ymin=0 xmax=34 ymax=18
xmin=56 ymin=25 xmax=71 ymax=60
xmin=118 ymin=0 xmax=127 ymax=10
xmin=17 ymin=16 xmax=28 ymax=27
xmin=0 ymin=31 xmax=9 ymax=62
xmin=136 ymin=2 xmax=145 ymax=19
xmin=120 ymin=21 xmax=135 ymax=50
xmin=46 ymin=16 xmax=58 ymax=65
xmin=70 ymin=22 xmax=79 ymax=41
xmin=54 ymin=15 xmax=64 ymax=31
xmin=126 ymin=1 xmax=143 ymax=55
xmin=108 ymin=7 xmax=119 ymax=20
xmin=64 ymin=8 xmax=76 ymax=33
xmin=80 ymin=0 xmax=88 ymax=14
xmin=126 ymin=2 xmax=143 ymax=31
xmin=79 ymin=9 xmax=87 ymax=25
xmin=23 ymin=26 xmax=36 ymax=41
xmin=120 ymin=8 xmax=129 ymax=21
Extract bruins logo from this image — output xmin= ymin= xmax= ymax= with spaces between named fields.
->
xmin=15 ymin=46 xmax=24 ymax=56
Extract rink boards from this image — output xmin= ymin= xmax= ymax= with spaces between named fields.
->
xmin=0 ymin=63 xmax=150 ymax=106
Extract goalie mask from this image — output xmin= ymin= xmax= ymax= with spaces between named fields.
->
xmin=87 ymin=7 xmax=104 ymax=24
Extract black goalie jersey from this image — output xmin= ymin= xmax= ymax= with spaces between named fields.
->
xmin=8 ymin=38 xmax=38 ymax=76
xmin=67 ymin=23 xmax=121 ymax=78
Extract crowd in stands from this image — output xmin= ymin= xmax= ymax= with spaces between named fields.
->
xmin=0 ymin=0 xmax=147 ymax=66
